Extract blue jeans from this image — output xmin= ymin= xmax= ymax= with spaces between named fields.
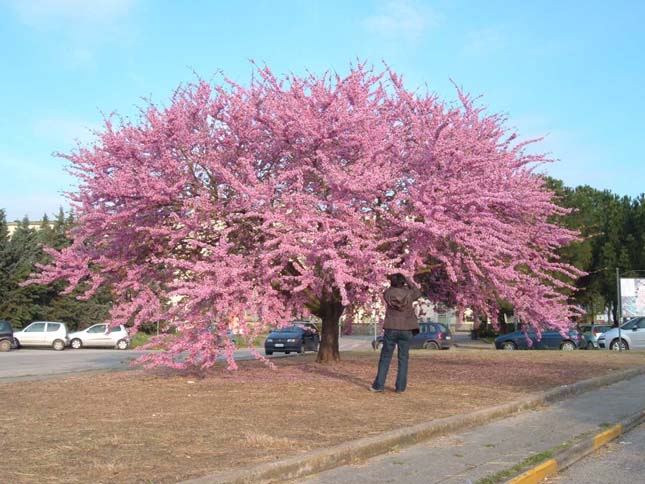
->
xmin=372 ymin=329 xmax=413 ymax=392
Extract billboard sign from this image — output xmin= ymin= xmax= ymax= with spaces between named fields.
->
xmin=620 ymin=278 xmax=645 ymax=318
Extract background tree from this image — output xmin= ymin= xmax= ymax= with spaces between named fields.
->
xmin=0 ymin=216 xmax=45 ymax=327
xmin=30 ymin=65 xmax=582 ymax=369
xmin=0 ymin=210 xmax=11 ymax=319
xmin=547 ymin=179 xmax=645 ymax=323
xmin=0 ymin=210 xmax=111 ymax=329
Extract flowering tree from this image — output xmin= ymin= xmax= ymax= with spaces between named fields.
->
xmin=30 ymin=64 xmax=582 ymax=368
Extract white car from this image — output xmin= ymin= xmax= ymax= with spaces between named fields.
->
xmin=13 ymin=321 xmax=69 ymax=351
xmin=68 ymin=323 xmax=130 ymax=350
xmin=597 ymin=317 xmax=645 ymax=350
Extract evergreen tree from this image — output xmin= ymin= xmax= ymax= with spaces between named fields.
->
xmin=0 ymin=209 xmax=112 ymax=330
xmin=547 ymin=178 xmax=645 ymax=323
xmin=0 ymin=216 xmax=46 ymax=327
xmin=0 ymin=210 xmax=10 ymax=319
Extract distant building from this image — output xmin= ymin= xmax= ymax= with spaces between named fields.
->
xmin=6 ymin=221 xmax=48 ymax=237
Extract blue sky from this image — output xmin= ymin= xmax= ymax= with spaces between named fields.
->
xmin=1 ymin=0 xmax=644 ymax=221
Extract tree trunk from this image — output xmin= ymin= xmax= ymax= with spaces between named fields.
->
xmin=609 ymin=301 xmax=616 ymax=324
xmin=316 ymin=296 xmax=344 ymax=364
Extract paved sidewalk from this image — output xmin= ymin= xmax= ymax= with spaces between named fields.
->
xmin=294 ymin=373 xmax=645 ymax=484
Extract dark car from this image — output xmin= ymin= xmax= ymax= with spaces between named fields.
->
xmin=495 ymin=328 xmax=582 ymax=350
xmin=0 ymin=320 xmax=14 ymax=352
xmin=578 ymin=324 xmax=613 ymax=350
xmin=371 ymin=321 xmax=453 ymax=351
xmin=264 ymin=325 xmax=320 ymax=355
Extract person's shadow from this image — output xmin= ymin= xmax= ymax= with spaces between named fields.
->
xmin=296 ymin=363 xmax=370 ymax=389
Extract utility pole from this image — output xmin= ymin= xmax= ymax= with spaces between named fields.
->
xmin=616 ymin=268 xmax=622 ymax=351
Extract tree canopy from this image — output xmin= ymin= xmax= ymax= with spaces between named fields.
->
xmin=30 ymin=65 xmax=582 ymax=368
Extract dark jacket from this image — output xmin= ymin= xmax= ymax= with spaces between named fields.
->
xmin=382 ymin=285 xmax=422 ymax=331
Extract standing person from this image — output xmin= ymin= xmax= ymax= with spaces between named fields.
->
xmin=370 ymin=273 xmax=422 ymax=393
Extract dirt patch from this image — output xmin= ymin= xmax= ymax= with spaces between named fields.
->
xmin=1 ymin=350 xmax=644 ymax=483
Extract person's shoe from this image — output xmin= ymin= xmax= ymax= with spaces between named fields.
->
xmin=369 ymin=386 xmax=384 ymax=392
xmin=395 ymin=390 xmax=405 ymax=394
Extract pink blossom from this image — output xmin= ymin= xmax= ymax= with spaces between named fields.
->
xmin=29 ymin=64 xmax=583 ymax=369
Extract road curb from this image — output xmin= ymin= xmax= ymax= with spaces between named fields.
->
xmin=504 ymin=407 xmax=645 ymax=484
xmin=453 ymin=342 xmax=495 ymax=350
xmin=181 ymin=366 xmax=645 ymax=484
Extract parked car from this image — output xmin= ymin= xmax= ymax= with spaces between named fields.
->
xmin=13 ymin=321 xmax=69 ymax=351
xmin=597 ymin=317 xmax=645 ymax=350
xmin=495 ymin=328 xmax=581 ymax=350
xmin=578 ymin=324 xmax=613 ymax=350
xmin=68 ymin=323 xmax=131 ymax=350
xmin=0 ymin=320 xmax=14 ymax=352
xmin=371 ymin=321 xmax=453 ymax=350
xmin=264 ymin=325 xmax=320 ymax=355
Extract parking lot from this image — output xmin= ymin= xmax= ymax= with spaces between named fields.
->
xmin=0 ymin=336 xmax=375 ymax=381
xmin=0 ymin=348 xmax=150 ymax=380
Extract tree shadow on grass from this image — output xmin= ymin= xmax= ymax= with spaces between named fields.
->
xmin=293 ymin=362 xmax=374 ymax=389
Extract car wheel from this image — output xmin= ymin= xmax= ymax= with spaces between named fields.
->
xmin=0 ymin=339 xmax=11 ymax=352
xmin=610 ymin=339 xmax=629 ymax=351
xmin=52 ymin=339 xmax=66 ymax=351
xmin=265 ymin=350 xmax=273 ymax=355
xmin=285 ymin=351 xmax=291 ymax=354
xmin=116 ymin=339 xmax=129 ymax=350
xmin=423 ymin=341 xmax=440 ymax=350
xmin=502 ymin=341 xmax=517 ymax=350
xmin=586 ymin=341 xmax=594 ymax=350
xmin=560 ymin=341 xmax=575 ymax=351
xmin=71 ymin=338 xmax=83 ymax=349
xmin=13 ymin=338 xmax=20 ymax=349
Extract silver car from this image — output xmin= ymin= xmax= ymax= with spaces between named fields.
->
xmin=68 ymin=324 xmax=130 ymax=350
xmin=13 ymin=321 xmax=69 ymax=351
xmin=597 ymin=317 xmax=645 ymax=350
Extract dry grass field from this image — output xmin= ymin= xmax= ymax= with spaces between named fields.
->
xmin=2 ymin=349 xmax=644 ymax=483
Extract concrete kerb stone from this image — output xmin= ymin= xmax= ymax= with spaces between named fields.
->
xmin=504 ymin=408 xmax=645 ymax=484
xmin=181 ymin=366 xmax=645 ymax=484
xmin=454 ymin=342 xmax=495 ymax=350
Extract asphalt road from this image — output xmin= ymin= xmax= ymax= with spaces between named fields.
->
xmin=0 ymin=335 xmax=487 ymax=381
xmin=0 ymin=348 xmax=149 ymax=380
xmin=549 ymin=422 xmax=645 ymax=484
xmin=0 ymin=336 xmax=375 ymax=381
